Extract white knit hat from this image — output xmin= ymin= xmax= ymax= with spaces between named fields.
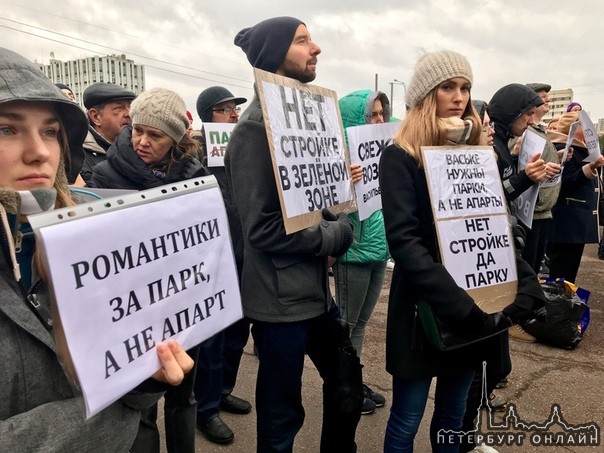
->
xmin=130 ymin=88 xmax=188 ymax=143
xmin=406 ymin=50 xmax=473 ymax=109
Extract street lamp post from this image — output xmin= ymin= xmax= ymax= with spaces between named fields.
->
xmin=389 ymin=79 xmax=407 ymax=118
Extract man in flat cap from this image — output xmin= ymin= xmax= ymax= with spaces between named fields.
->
xmin=225 ymin=17 xmax=361 ymax=452
xmin=80 ymin=82 xmax=136 ymax=183
xmin=193 ymin=86 xmax=251 ymax=445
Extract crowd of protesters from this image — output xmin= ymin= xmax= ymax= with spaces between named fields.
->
xmin=1 ymin=13 xmax=603 ymax=453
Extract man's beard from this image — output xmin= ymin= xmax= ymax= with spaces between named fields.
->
xmin=281 ymin=59 xmax=317 ymax=83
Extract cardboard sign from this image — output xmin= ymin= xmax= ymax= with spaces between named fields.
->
xmin=421 ymin=146 xmax=517 ymax=313
xmin=346 ymin=121 xmax=401 ymax=220
xmin=254 ymin=68 xmax=354 ymax=234
xmin=579 ymin=110 xmax=601 ymax=162
xmin=204 ymin=123 xmax=236 ymax=167
xmin=29 ymin=178 xmax=242 ymax=418
xmin=515 ymin=128 xmax=546 ymax=228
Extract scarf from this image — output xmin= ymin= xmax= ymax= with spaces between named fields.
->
xmin=438 ymin=116 xmax=474 ymax=145
xmin=147 ymin=147 xmax=173 ymax=181
xmin=0 ymin=188 xmax=56 ymax=281
xmin=18 ymin=189 xmax=57 ymax=215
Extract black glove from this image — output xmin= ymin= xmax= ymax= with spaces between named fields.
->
xmin=316 ymin=208 xmax=353 ymax=257
xmin=458 ymin=304 xmax=511 ymax=333
xmin=503 ymin=294 xmax=545 ymax=324
xmin=508 ymin=214 xmax=526 ymax=250
xmin=484 ymin=311 xmax=512 ymax=332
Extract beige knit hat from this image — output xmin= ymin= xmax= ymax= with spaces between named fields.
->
xmin=406 ymin=50 xmax=473 ymax=109
xmin=130 ymin=88 xmax=188 ymax=143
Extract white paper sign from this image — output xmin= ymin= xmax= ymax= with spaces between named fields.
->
xmin=346 ymin=121 xmax=401 ymax=220
xmin=515 ymin=128 xmax=546 ymax=228
xmin=579 ymin=110 xmax=601 ymax=162
xmin=421 ymin=146 xmax=517 ymax=310
xmin=436 ymin=215 xmax=516 ymax=290
xmin=204 ymin=123 xmax=236 ymax=167
xmin=260 ymin=79 xmax=353 ymax=217
xmin=422 ymin=147 xmax=507 ymax=220
xmin=33 ymin=186 xmax=242 ymax=418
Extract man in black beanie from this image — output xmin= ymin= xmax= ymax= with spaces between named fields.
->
xmin=225 ymin=17 xmax=361 ymax=452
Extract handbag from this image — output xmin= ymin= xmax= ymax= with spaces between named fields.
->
xmin=414 ymin=300 xmax=508 ymax=352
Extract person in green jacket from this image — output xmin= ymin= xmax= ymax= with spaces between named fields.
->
xmin=335 ymin=89 xmax=391 ymax=415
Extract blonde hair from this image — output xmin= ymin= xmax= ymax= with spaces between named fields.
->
xmin=393 ymin=84 xmax=482 ymax=165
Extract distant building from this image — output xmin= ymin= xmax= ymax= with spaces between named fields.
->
xmin=597 ymin=118 xmax=604 ymax=136
xmin=543 ymin=88 xmax=573 ymax=124
xmin=38 ymin=54 xmax=145 ymax=106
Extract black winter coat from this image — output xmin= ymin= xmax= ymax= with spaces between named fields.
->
xmin=379 ymin=144 xmax=544 ymax=379
xmin=549 ymin=145 xmax=599 ymax=244
xmin=88 ymin=126 xmax=208 ymax=190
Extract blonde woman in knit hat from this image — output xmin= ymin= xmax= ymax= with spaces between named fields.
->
xmin=89 ymin=88 xmax=207 ymax=453
xmin=89 ymin=88 xmax=206 ymax=190
xmin=380 ymin=50 xmax=545 ymax=452
xmin=0 ymin=48 xmax=194 ymax=452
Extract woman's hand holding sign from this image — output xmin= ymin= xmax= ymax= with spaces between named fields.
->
xmin=152 ymin=340 xmax=194 ymax=385
xmin=350 ymin=163 xmax=363 ymax=184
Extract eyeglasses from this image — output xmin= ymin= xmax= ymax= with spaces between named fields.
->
xmin=213 ymin=107 xmax=241 ymax=115
xmin=482 ymin=121 xmax=495 ymax=133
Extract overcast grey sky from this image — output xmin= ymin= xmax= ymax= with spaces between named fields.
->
xmin=2 ymin=0 xmax=603 ymax=125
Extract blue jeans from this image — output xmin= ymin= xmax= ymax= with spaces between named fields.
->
xmin=252 ymin=303 xmax=361 ymax=452
xmin=384 ymin=372 xmax=474 ymax=453
xmin=334 ymin=261 xmax=387 ymax=357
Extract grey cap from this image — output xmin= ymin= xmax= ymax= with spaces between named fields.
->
xmin=526 ymin=83 xmax=551 ymax=93
xmin=0 ymin=47 xmax=88 ymax=153
xmin=83 ymin=82 xmax=136 ymax=109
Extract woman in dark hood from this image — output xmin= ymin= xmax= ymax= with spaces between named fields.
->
xmin=488 ymin=84 xmax=557 ymax=204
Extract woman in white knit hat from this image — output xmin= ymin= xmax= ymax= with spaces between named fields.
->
xmin=379 ymin=50 xmax=544 ymax=452
xmin=89 ymin=88 xmax=208 ymax=453
xmin=89 ymin=87 xmax=206 ymax=190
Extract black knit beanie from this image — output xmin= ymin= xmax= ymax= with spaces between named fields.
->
xmin=234 ymin=16 xmax=304 ymax=73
